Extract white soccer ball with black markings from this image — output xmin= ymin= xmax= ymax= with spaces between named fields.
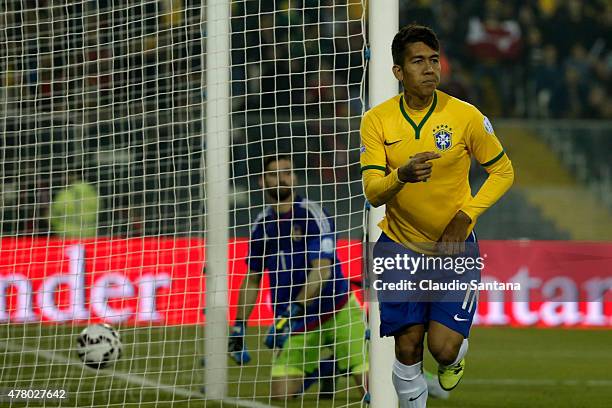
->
xmin=76 ymin=324 xmax=122 ymax=369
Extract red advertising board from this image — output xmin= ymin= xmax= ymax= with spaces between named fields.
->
xmin=0 ymin=238 xmax=610 ymax=327
xmin=476 ymin=241 xmax=612 ymax=327
xmin=0 ymin=238 xmax=206 ymax=325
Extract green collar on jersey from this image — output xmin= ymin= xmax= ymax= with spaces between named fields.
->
xmin=399 ymin=91 xmax=438 ymax=140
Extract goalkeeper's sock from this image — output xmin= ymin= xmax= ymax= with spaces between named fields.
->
xmin=392 ymin=359 xmax=427 ymax=408
xmin=302 ymin=357 xmax=336 ymax=393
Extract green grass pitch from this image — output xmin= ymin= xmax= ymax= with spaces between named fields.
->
xmin=1 ymin=324 xmax=610 ymax=407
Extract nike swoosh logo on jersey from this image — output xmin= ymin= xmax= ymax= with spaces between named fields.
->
xmin=383 ymin=140 xmax=401 ymax=146
xmin=408 ymin=389 xmax=426 ymax=401
xmin=453 ymin=314 xmax=469 ymax=322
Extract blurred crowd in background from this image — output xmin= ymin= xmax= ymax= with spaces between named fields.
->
xmin=0 ymin=0 xmax=610 ymax=237
xmin=230 ymin=0 xmax=612 ymax=120
xmin=409 ymin=0 xmax=611 ymax=119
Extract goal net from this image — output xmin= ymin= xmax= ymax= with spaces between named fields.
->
xmin=0 ymin=1 xmax=368 ymax=407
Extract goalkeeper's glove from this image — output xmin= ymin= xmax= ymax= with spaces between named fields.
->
xmin=264 ymin=303 xmax=305 ymax=349
xmin=228 ymin=320 xmax=251 ymax=365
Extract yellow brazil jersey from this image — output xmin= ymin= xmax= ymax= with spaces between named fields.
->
xmin=360 ymin=90 xmax=514 ymax=251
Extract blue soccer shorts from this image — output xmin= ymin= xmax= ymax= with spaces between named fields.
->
xmin=374 ymin=231 xmax=480 ymax=339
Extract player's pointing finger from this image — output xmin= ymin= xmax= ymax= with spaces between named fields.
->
xmin=412 ymin=152 xmax=441 ymax=163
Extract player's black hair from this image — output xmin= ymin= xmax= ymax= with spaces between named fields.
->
xmin=391 ymin=24 xmax=440 ymax=65
xmin=263 ymin=154 xmax=292 ymax=171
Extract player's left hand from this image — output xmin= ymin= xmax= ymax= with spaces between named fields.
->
xmin=437 ymin=211 xmax=472 ymax=255
xmin=264 ymin=303 xmax=305 ymax=349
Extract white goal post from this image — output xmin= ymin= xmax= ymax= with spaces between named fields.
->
xmin=204 ymin=0 xmax=230 ymax=400
xmin=366 ymin=1 xmax=399 ymax=407
xmin=202 ymin=0 xmax=400 ymax=405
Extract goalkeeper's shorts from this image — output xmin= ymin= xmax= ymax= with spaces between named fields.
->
xmin=271 ymin=294 xmax=368 ymax=377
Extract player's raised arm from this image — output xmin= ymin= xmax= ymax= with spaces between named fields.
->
xmin=362 ymin=151 xmax=440 ymax=207
xmin=360 ymin=111 xmax=441 ymax=207
xmin=398 ymin=152 xmax=442 ymax=183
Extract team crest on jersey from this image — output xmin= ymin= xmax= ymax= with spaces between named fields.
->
xmin=292 ymin=224 xmax=303 ymax=242
xmin=433 ymin=124 xmax=453 ymax=151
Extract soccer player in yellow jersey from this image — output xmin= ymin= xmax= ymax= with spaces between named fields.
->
xmin=361 ymin=25 xmax=514 ymax=407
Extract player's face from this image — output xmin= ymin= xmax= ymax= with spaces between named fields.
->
xmin=262 ymin=159 xmax=295 ymax=202
xmin=393 ymin=42 xmax=440 ymax=99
